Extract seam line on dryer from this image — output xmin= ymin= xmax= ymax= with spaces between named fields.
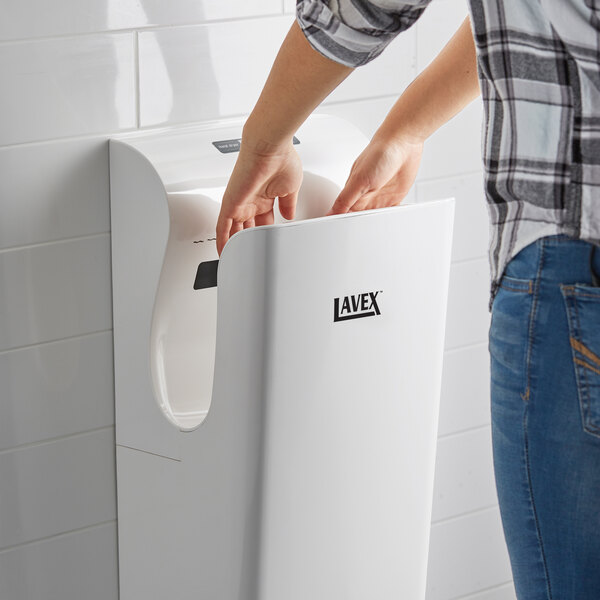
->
xmin=117 ymin=444 xmax=182 ymax=462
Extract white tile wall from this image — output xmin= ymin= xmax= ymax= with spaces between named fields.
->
xmin=464 ymin=583 xmax=517 ymax=600
xmin=418 ymin=171 xmax=488 ymax=262
xmin=419 ymin=100 xmax=484 ymax=180
xmin=417 ymin=0 xmax=470 ymax=72
xmin=0 ymin=523 xmax=118 ymax=600
xmin=445 ymin=258 xmax=491 ymax=350
xmin=138 ymin=15 xmax=416 ymax=129
xmin=438 ymin=344 xmax=491 ymax=436
xmin=426 ymin=507 xmax=513 ymax=600
xmin=324 ymin=29 xmax=417 ymax=105
xmin=138 ymin=16 xmax=294 ymax=127
xmin=0 ymin=332 xmax=114 ymax=451
xmin=0 ymin=35 xmax=136 ymax=146
xmin=0 ymin=429 xmax=116 ymax=550
xmin=0 ymin=235 xmax=112 ymax=351
xmin=316 ymin=96 xmax=397 ymax=140
xmin=0 ymin=1 xmax=509 ymax=598
xmin=431 ymin=427 xmax=497 ymax=522
xmin=0 ymin=139 xmax=109 ymax=250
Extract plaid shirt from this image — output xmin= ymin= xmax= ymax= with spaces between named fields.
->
xmin=297 ymin=0 xmax=600 ymax=302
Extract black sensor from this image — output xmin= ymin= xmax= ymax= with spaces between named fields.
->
xmin=194 ymin=260 xmax=219 ymax=290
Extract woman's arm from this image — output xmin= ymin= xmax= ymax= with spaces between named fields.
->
xmin=216 ymin=14 xmax=480 ymax=254
xmin=215 ymin=22 xmax=352 ymax=254
xmin=328 ymin=15 xmax=480 ymax=214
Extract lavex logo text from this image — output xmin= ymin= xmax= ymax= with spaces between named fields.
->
xmin=334 ymin=291 xmax=382 ymax=322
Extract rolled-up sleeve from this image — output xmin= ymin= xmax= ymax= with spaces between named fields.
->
xmin=296 ymin=0 xmax=431 ymax=67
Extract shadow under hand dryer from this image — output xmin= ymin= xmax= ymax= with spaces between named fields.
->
xmin=110 ymin=115 xmax=454 ymax=600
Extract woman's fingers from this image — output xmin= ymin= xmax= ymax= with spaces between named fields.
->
xmin=277 ymin=190 xmax=298 ymax=220
xmin=255 ymin=209 xmax=274 ymax=227
xmin=216 ymin=145 xmax=303 ymax=255
xmin=326 ymin=173 xmax=369 ymax=215
xmin=216 ymin=216 xmax=232 ymax=255
xmin=230 ymin=221 xmax=244 ymax=237
xmin=327 ymin=137 xmax=423 ymax=216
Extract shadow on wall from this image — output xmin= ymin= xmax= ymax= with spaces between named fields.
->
xmin=107 ymin=0 xmax=220 ymax=126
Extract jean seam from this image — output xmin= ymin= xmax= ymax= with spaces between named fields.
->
xmin=522 ymin=239 xmax=553 ymax=599
xmin=522 ymin=242 xmax=544 ymax=403
xmin=499 ymin=278 xmax=533 ymax=294
xmin=523 ymin=406 xmax=553 ymax=600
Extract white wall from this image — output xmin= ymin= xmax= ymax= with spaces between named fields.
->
xmin=0 ymin=1 xmax=515 ymax=598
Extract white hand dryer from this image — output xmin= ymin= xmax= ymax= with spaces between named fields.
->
xmin=110 ymin=114 xmax=454 ymax=600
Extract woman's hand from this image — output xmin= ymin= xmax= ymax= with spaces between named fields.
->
xmin=327 ymin=134 xmax=423 ymax=215
xmin=216 ymin=140 xmax=303 ymax=255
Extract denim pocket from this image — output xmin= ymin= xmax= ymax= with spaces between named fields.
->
xmin=561 ymin=284 xmax=600 ymax=438
xmin=499 ymin=275 xmax=533 ymax=294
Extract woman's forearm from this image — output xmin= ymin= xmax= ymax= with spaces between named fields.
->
xmin=217 ymin=13 xmax=482 ymax=250
xmin=242 ymin=20 xmax=353 ymax=153
xmin=374 ymin=16 xmax=480 ymax=146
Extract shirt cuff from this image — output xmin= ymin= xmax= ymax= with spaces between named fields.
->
xmin=296 ymin=0 xmax=429 ymax=67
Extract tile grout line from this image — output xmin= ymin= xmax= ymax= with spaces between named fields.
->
xmin=0 ymin=119 xmax=235 ymax=150
xmin=431 ymin=503 xmax=499 ymax=527
xmin=0 ymin=519 xmax=117 ymax=556
xmin=450 ymin=254 xmax=488 ymax=266
xmin=445 ymin=338 xmax=489 ymax=353
xmin=0 ymin=92 xmax=482 ymax=152
xmin=0 ymin=130 xmax=130 ymax=150
xmin=0 ymin=92 xmax=411 ymax=151
xmin=437 ymin=422 xmax=490 ymax=442
xmin=0 ymin=12 xmax=292 ymax=46
xmin=0 ymin=328 xmax=113 ymax=357
xmin=319 ymin=93 xmax=398 ymax=109
xmin=415 ymin=168 xmax=484 ymax=185
xmin=0 ymin=426 xmax=115 ymax=457
xmin=134 ymin=30 xmax=141 ymax=130
xmin=0 ymin=231 xmax=110 ymax=255
xmin=451 ymin=580 xmax=515 ymax=600
xmin=444 ymin=340 xmax=488 ymax=355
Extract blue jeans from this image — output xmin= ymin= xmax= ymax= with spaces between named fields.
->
xmin=489 ymin=235 xmax=600 ymax=600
